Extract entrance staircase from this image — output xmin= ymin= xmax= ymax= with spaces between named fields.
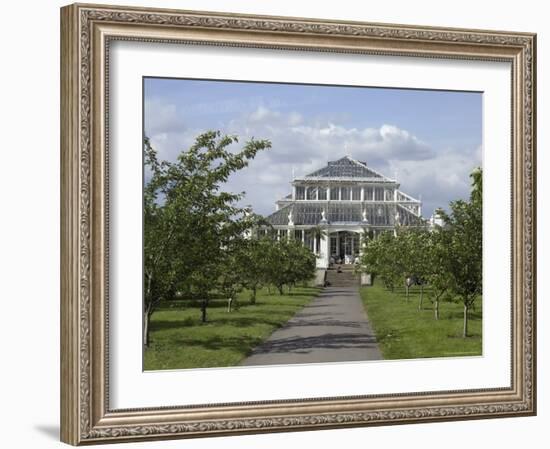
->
xmin=325 ymin=264 xmax=360 ymax=287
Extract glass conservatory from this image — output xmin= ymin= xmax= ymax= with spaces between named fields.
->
xmin=261 ymin=156 xmax=424 ymax=269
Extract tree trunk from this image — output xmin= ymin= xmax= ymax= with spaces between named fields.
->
xmin=418 ymin=285 xmax=424 ymax=311
xmin=250 ymin=286 xmax=257 ymax=305
xmin=143 ymin=311 xmax=150 ymax=347
xmin=405 ymin=284 xmax=409 ymax=301
xmin=227 ymin=297 xmax=233 ymax=313
xmin=463 ymin=303 xmax=469 ymax=337
xmin=434 ymin=299 xmax=440 ymax=320
xmin=143 ymin=273 xmax=154 ymax=347
xmin=278 ymin=285 xmax=284 ymax=295
xmin=200 ymin=299 xmax=208 ymax=323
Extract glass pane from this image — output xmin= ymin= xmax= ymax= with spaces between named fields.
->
xmin=304 ymin=231 xmax=313 ymax=251
xmin=330 ymin=236 xmax=337 ymax=255
xmin=365 ymin=186 xmax=373 ymax=200
xmin=330 ymin=186 xmax=339 ymax=200
xmin=300 ymin=204 xmax=323 ymax=224
xmin=340 ymin=186 xmax=350 ymax=200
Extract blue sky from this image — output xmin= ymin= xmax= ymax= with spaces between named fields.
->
xmin=144 ymin=77 xmax=482 ymax=217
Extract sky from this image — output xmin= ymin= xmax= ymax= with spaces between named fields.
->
xmin=144 ymin=77 xmax=482 ymax=217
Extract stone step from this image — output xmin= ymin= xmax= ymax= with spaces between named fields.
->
xmin=326 ymin=281 xmax=359 ymax=287
xmin=326 ymin=277 xmax=358 ymax=279
xmin=326 ymin=272 xmax=358 ymax=278
xmin=327 ymin=279 xmax=357 ymax=283
xmin=325 ymin=268 xmax=360 ymax=288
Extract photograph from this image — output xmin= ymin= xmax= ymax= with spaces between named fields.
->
xmin=57 ymin=3 xmax=536 ymax=444
xmin=143 ymin=78 xmax=483 ymax=371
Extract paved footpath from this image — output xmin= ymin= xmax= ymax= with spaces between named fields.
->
xmin=240 ymin=286 xmax=382 ymax=366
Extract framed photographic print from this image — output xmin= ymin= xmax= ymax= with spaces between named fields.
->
xmin=60 ymin=3 xmax=537 ymax=445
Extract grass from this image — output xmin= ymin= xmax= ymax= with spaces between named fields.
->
xmin=360 ymin=281 xmax=482 ymax=360
xmin=144 ymin=286 xmax=320 ymax=370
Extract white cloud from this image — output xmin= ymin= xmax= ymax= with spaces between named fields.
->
xmin=145 ymin=105 xmax=480 ymax=217
xmin=387 ymin=146 xmax=482 ymax=215
xmin=249 ymin=106 xmax=272 ymax=122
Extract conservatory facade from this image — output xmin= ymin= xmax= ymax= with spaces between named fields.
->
xmin=261 ymin=156 xmax=423 ymax=269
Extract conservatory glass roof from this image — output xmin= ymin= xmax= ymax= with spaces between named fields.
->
xmin=302 ymin=156 xmax=388 ymax=180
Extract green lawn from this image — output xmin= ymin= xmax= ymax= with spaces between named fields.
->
xmin=360 ymin=281 xmax=482 ymax=360
xmin=144 ymin=286 xmax=320 ymax=370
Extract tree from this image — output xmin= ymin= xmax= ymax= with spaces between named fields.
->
xmin=143 ymin=139 xmax=179 ymax=346
xmin=360 ymin=231 xmax=403 ymax=292
xmin=143 ymin=131 xmax=271 ymax=344
xmin=424 ymin=226 xmax=453 ymax=320
xmin=398 ymin=229 xmax=430 ymax=308
xmin=262 ymin=237 xmax=316 ymax=295
xmin=284 ymin=238 xmax=317 ymax=290
xmin=358 ymin=168 xmax=482 ymax=333
xmin=235 ymin=236 xmax=272 ymax=304
xmin=439 ymin=168 xmax=482 ymax=336
xmin=217 ymin=239 xmax=246 ymax=313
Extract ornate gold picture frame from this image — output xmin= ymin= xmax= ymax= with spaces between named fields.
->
xmin=60 ymin=3 xmax=536 ymax=445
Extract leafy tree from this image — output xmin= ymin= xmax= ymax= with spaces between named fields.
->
xmin=266 ymin=238 xmax=292 ymax=295
xmin=358 ymin=168 xmax=482 ymax=334
xmin=143 ymin=131 xmax=271 ymax=344
xmin=424 ymin=226 xmax=453 ymax=320
xmin=398 ymin=229 xmax=430 ymax=308
xmin=284 ymin=238 xmax=317 ymax=290
xmin=236 ymin=237 xmax=272 ymax=304
xmin=143 ymin=139 xmax=179 ymax=346
xmin=262 ymin=237 xmax=316 ymax=295
xmin=439 ymin=168 xmax=482 ymax=336
xmin=360 ymin=231 xmax=403 ymax=292
xmin=217 ymin=239 xmax=246 ymax=312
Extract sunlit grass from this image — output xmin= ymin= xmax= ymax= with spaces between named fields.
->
xmin=144 ymin=286 xmax=320 ymax=370
xmin=360 ymin=281 xmax=482 ymax=360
